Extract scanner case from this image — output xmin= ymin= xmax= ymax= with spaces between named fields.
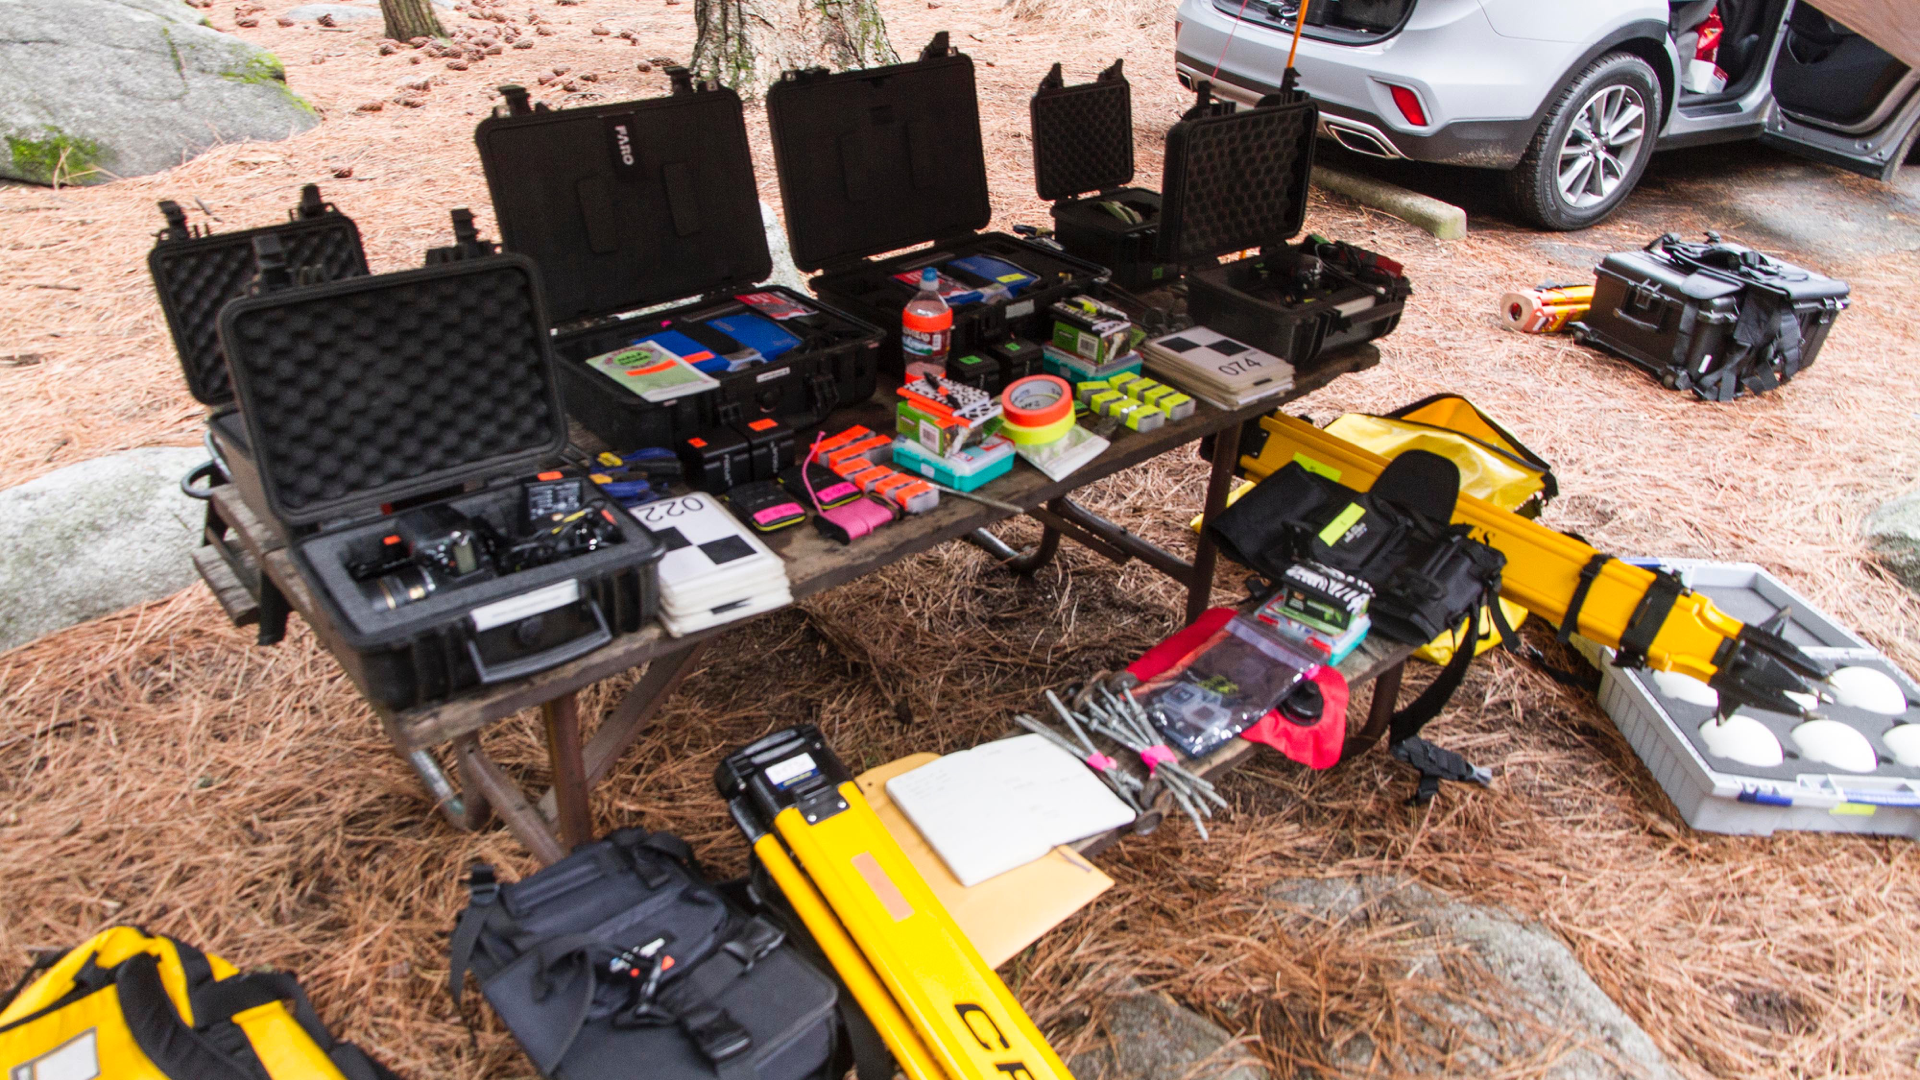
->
xmin=1158 ymin=84 xmax=1411 ymax=369
xmin=1029 ymin=60 xmax=1173 ymax=291
xmin=215 ymin=249 xmax=663 ymax=710
xmin=474 ymin=78 xmax=884 ymax=451
xmin=767 ymin=35 xmax=1109 ymax=377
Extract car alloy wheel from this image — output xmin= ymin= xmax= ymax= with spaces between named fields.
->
xmin=1556 ymin=84 xmax=1648 ymax=210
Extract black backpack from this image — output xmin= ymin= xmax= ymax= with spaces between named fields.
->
xmin=1208 ymin=450 xmax=1512 ymax=802
xmin=448 ymin=828 xmax=840 ymax=1080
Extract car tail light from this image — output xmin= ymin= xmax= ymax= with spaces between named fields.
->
xmin=1388 ymin=84 xmax=1428 ymax=126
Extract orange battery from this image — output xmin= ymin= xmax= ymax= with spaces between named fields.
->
xmin=872 ymin=473 xmax=939 ymax=514
xmin=815 ymin=425 xmax=875 ymax=459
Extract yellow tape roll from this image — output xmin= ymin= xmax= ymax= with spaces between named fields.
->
xmin=1000 ymin=410 xmax=1076 ymax=446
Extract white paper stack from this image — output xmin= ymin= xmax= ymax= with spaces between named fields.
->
xmin=1141 ymin=326 xmax=1295 ymax=409
xmin=884 ymin=734 xmax=1136 ymax=886
xmin=635 ymin=493 xmax=792 ymax=636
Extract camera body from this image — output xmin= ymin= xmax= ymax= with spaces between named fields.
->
xmin=352 ymin=505 xmax=495 ymax=612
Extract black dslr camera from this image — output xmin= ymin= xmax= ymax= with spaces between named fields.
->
xmin=349 ymin=505 xmax=494 ymax=612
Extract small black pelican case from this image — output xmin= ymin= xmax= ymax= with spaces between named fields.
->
xmin=215 ymin=242 xmax=664 ymax=711
xmin=474 ymin=76 xmax=884 ymax=452
xmin=1573 ymin=232 xmax=1849 ymax=401
xmin=1029 ymin=59 xmax=1173 ymax=291
xmin=767 ymin=34 xmax=1109 ymax=377
xmin=1162 ymin=83 xmax=1411 ymax=369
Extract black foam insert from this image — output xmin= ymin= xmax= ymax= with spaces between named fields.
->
xmin=149 ymin=209 xmax=368 ymax=406
xmin=475 ymin=86 xmax=771 ymax=324
xmin=766 ymin=47 xmax=991 ymax=271
xmin=218 ymin=256 xmax=564 ymax=525
xmin=1158 ymin=97 xmax=1317 ymax=265
xmin=1030 ymin=64 xmax=1135 ymax=202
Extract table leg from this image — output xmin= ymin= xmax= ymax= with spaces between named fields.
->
xmin=1342 ymin=660 xmax=1406 ymax=763
xmin=536 ymin=640 xmax=713 ymax=821
xmin=963 ymin=521 xmax=1062 ymax=575
xmin=543 ymin=693 xmax=594 ymax=850
xmin=455 ymin=736 xmax=566 ymax=865
xmin=1187 ymin=419 xmax=1245 ymax=625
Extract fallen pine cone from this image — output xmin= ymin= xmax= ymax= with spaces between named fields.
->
xmin=236 ymin=16 xmax=259 ymax=26
xmin=512 ymin=39 xmax=534 ymax=49
xmin=635 ymin=60 xmax=653 ymax=72
xmin=535 ymin=25 xmax=555 ymax=35
xmin=276 ymin=15 xmax=294 ymax=26
xmin=409 ymin=36 xmax=430 ymax=47
xmin=447 ymin=59 xmax=470 ymax=70
xmin=330 ymin=164 xmax=354 ymax=178
xmin=378 ymin=41 xmax=398 ymax=54
xmin=551 ymin=65 xmax=570 ymax=75
xmin=577 ymin=71 xmax=598 ymax=82
xmin=317 ymin=12 xmax=336 ymax=26
xmin=355 ymin=100 xmax=384 ymax=112
xmin=591 ymin=24 xmax=611 ymax=35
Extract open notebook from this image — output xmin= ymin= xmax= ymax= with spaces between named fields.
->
xmin=884 ymin=734 xmax=1136 ymax=887
xmin=857 ymin=753 xmax=1115 ymax=968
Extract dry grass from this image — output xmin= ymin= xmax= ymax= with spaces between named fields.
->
xmin=5 ymin=1 xmax=1920 ymax=1078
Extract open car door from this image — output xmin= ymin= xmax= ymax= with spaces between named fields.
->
xmin=1760 ymin=0 xmax=1920 ymax=180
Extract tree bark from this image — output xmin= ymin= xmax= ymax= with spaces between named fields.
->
xmin=691 ymin=0 xmax=897 ymax=98
xmin=381 ymin=0 xmax=447 ymax=41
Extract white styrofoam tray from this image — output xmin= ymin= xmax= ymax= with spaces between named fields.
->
xmin=1577 ymin=559 xmax=1920 ymax=838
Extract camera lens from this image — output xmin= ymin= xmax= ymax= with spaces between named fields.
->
xmin=364 ymin=563 xmax=439 ymax=612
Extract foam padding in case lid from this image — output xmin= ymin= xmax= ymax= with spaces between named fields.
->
xmin=475 ymin=86 xmax=771 ymax=325
xmin=1157 ymin=95 xmax=1317 ymax=265
xmin=148 ymin=209 xmax=368 ymax=406
xmin=766 ymin=45 xmax=991 ymax=271
xmin=218 ymin=255 xmax=565 ymax=525
xmin=1029 ymin=63 xmax=1135 ymax=203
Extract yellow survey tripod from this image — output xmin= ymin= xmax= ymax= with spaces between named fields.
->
xmin=716 ymin=726 xmax=1075 ymax=1080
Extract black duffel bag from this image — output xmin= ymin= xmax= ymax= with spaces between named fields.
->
xmin=448 ymin=828 xmax=840 ymax=1080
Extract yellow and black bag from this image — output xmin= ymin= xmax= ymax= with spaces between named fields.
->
xmin=1 ymin=927 xmax=400 ymax=1080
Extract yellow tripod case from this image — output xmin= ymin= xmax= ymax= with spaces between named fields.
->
xmin=718 ymin=726 xmax=1075 ymax=1080
xmin=1235 ymin=412 xmax=1831 ymax=715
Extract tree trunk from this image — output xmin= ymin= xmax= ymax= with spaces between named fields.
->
xmin=691 ymin=0 xmax=897 ymax=98
xmin=381 ymin=0 xmax=447 ymax=41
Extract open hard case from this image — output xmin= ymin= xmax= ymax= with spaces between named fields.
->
xmin=474 ymin=75 xmax=884 ymax=451
xmin=148 ymin=186 xmax=372 ymax=622
xmin=767 ymin=34 xmax=1109 ymax=376
xmin=1160 ymin=82 xmax=1412 ymax=369
xmin=214 ymin=235 xmax=664 ymax=710
xmin=1029 ymin=60 xmax=1174 ymax=291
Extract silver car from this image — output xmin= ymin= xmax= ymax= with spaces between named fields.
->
xmin=1173 ymin=0 xmax=1920 ymax=229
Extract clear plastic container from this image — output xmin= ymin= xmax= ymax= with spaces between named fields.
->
xmin=902 ymin=267 xmax=952 ymax=380
xmin=1140 ymin=614 xmax=1323 ymax=757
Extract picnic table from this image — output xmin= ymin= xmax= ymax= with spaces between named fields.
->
xmin=193 ymin=342 xmax=1416 ymax=863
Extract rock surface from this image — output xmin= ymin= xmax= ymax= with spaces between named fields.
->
xmin=0 ymin=0 xmax=317 ymax=185
xmin=1865 ymin=487 xmax=1920 ymax=593
xmin=0 ymin=448 xmax=209 ymax=652
xmin=1267 ymin=876 xmax=1679 ymax=1080
xmin=1067 ymin=983 xmax=1267 ymax=1080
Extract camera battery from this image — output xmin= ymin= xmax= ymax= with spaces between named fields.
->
xmin=678 ymin=427 xmax=753 ymax=493
xmin=1262 ymin=561 xmax=1372 ymax=635
xmin=524 ymin=471 xmax=587 ymax=524
xmin=731 ymin=416 xmax=797 ymax=481
xmin=722 ymin=479 xmax=809 ymax=532
xmin=947 ymin=352 xmax=1002 ymax=394
xmin=983 ymin=336 xmax=1043 ymax=385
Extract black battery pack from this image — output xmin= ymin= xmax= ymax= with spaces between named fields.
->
xmin=983 ymin=336 xmax=1044 ymax=384
xmin=947 ymin=351 xmax=1002 ymax=393
xmin=731 ymin=416 xmax=797 ymax=481
xmin=679 ymin=428 xmax=754 ymax=493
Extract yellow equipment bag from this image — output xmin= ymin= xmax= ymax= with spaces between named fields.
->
xmin=0 ymin=927 xmax=400 ymax=1080
xmin=1320 ymin=395 xmax=1556 ymax=666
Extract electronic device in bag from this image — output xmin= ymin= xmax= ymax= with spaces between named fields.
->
xmin=1159 ymin=81 xmax=1412 ymax=369
xmin=1029 ymin=60 xmax=1173 ymax=290
xmin=215 ymin=224 xmax=664 ymax=710
xmin=473 ymin=74 xmax=885 ymax=452
xmin=766 ymin=34 xmax=1110 ymax=378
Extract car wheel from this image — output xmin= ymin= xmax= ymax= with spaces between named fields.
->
xmin=1505 ymin=52 xmax=1662 ymax=230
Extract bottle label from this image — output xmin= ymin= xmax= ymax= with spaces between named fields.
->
xmin=902 ymin=326 xmax=949 ymax=359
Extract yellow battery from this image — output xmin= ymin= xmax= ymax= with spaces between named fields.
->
xmin=1086 ymin=389 xmax=1126 ymax=415
xmin=1136 ymin=383 xmax=1195 ymax=420
xmin=1073 ymin=378 xmax=1112 ymax=405
xmin=1108 ymin=399 xmax=1166 ymax=432
xmin=1105 ymin=371 xmax=1140 ymax=394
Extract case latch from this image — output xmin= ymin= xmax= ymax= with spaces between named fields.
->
xmin=248 ymin=235 xmax=295 ymax=295
xmin=668 ymin=65 xmax=694 ymax=96
xmin=919 ymin=31 xmax=952 ymax=60
xmin=424 ymin=208 xmax=501 ymax=265
xmin=1038 ymin=62 xmax=1065 ymax=93
xmin=498 ymin=83 xmax=534 ymax=117
xmin=157 ymin=199 xmax=193 ymax=242
xmin=295 ymin=182 xmax=330 ymax=220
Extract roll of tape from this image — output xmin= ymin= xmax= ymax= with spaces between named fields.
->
xmin=1001 ymin=374 xmax=1073 ymax=428
xmin=1001 ymin=410 xmax=1076 ymax=446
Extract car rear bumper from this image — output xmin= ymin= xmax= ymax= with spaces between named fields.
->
xmin=1173 ymin=55 xmax=1540 ymax=169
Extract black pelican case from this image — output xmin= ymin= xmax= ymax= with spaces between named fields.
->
xmin=1573 ymin=232 xmax=1849 ymax=401
xmin=473 ymin=74 xmax=884 ymax=452
xmin=1161 ymin=82 xmax=1412 ymax=369
xmin=767 ymin=34 xmax=1109 ymax=377
xmin=215 ymin=240 xmax=664 ymax=711
xmin=1029 ymin=59 xmax=1174 ymax=291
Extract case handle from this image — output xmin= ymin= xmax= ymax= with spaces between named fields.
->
xmin=464 ymin=598 xmax=613 ymax=685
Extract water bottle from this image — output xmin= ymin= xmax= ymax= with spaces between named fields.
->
xmin=902 ymin=267 xmax=952 ymax=380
